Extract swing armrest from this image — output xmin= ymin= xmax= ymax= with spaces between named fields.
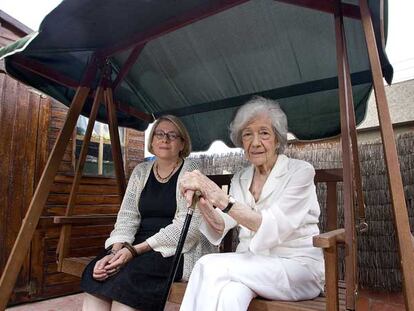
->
xmin=313 ymin=228 xmax=345 ymax=248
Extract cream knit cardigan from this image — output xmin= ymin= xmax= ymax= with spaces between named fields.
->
xmin=105 ymin=158 xmax=217 ymax=280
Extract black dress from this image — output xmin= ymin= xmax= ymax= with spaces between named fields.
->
xmin=81 ymin=163 xmax=184 ymax=310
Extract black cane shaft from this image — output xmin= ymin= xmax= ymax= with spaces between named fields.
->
xmin=159 ymin=209 xmax=194 ymax=311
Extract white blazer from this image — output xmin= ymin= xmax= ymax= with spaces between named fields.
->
xmin=201 ymin=154 xmax=324 ymax=280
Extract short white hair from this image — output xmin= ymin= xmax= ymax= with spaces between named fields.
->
xmin=229 ymin=96 xmax=288 ymax=154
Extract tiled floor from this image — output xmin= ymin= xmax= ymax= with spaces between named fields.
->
xmin=6 ymin=290 xmax=406 ymax=310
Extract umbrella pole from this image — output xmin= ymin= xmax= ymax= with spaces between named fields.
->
xmin=159 ymin=199 xmax=197 ymax=311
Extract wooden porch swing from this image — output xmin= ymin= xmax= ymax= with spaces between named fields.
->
xmin=0 ymin=1 xmax=413 ymax=311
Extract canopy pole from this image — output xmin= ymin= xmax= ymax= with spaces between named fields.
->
xmin=112 ymin=44 xmax=146 ymax=91
xmin=359 ymin=1 xmax=414 ymax=309
xmin=333 ymin=2 xmax=357 ymax=309
xmin=0 ymin=61 xmax=97 ymax=310
xmin=104 ymin=73 xmax=126 ymax=196
xmin=56 ymin=83 xmax=105 ymax=271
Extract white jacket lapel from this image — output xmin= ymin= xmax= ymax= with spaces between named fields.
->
xmin=259 ymin=154 xmax=289 ymax=203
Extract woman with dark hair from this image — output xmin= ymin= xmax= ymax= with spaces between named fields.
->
xmin=179 ymin=97 xmax=324 ymax=311
xmin=81 ymin=115 xmax=216 ymax=311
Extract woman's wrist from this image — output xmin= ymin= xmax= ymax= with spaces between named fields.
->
xmin=122 ymin=242 xmax=139 ymax=257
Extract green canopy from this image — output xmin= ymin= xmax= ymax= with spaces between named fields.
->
xmin=0 ymin=0 xmax=393 ymax=151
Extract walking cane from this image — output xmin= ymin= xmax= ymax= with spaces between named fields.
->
xmin=158 ymin=191 xmax=201 ymax=311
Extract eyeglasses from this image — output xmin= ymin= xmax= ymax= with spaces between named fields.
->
xmin=241 ymin=130 xmax=273 ymax=142
xmin=154 ymin=131 xmax=181 ymax=141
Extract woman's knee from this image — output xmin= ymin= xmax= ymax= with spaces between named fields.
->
xmin=195 ymin=253 xmax=228 ymax=274
xmin=217 ymin=282 xmax=255 ymax=310
xmin=82 ymin=293 xmax=111 ymax=311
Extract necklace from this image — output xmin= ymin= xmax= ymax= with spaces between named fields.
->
xmin=154 ymin=159 xmax=181 ymax=182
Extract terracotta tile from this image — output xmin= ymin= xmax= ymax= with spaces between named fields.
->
xmin=370 ymin=302 xmax=406 ymax=311
xmin=359 ymin=289 xmax=405 ymax=306
xmin=356 ymin=296 xmax=370 ymax=311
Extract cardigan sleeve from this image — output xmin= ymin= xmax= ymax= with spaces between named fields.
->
xmin=105 ymin=164 xmax=143 ymax=249
xmin=249 ymin=162 xmax=318 ymax=253
xmin=146 ymin=160 xmax=203 ymax=257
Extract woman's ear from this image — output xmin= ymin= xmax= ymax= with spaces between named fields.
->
xmin=275 ymin=142 xmax=280 ymax=153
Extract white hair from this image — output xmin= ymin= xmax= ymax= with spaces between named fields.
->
xmin=229 ymin=96 xmax=288 ymax=154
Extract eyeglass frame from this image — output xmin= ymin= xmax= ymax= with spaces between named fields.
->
xmin=240 ymin=128 xmax=274 ymax=142
xmin=153 ymin=130 xmax=182 ymax=141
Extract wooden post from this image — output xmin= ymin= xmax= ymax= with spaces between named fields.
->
xmin=104 ymin=86 xmax=126 ymax=196
xmin=0 ymin=63 xmax=97 ymax=310
xmin=333 ymin=1 xmax=357 ymax=309
xmin=56 ymin=85 xmax=104 ymax=271
xmin=359 ymin=1 xmax=414 ymax=309
xmin=342 ymin=28 xmax=367 ymax=232
xmin=325 ymin=242 xmax=339 ymax=311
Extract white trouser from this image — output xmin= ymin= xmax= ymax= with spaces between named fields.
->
xmin=180 ymin=252 xmax=322 ymax=311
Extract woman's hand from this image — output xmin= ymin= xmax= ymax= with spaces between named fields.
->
xmin=92 ymin=254 xmax=116 ymax=281
xmin=180 ymin=170 xmax=228 ymax=209
xmin=104 ymin=248 xmax=133 ymax=271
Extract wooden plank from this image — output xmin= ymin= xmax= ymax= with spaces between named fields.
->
xmin=61 ymin=257 xmax=94 ymax=278
xmin=35 ymin=95 xmax=51 ymax=185
xmin=54 ymin=215 xmax=117 ymax=225
xmin=53 ymin=174 xmax=119 ymax=185
xmin=46 ymin=194 xmax=121 ymax=205
xmin=360 ymin=2 xmax=414 ymax=309
xmin=45 ymin=204 xmax=120 ymax=216
xmin=49 ymin=183 xmax=119 ymax=195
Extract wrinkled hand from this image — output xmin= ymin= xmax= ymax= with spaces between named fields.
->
xmin=180 ymin=170 xmax=228 ymax=209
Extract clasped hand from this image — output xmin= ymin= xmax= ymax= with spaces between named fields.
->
xmin=92 ymin=248 xmax=133 ymax=281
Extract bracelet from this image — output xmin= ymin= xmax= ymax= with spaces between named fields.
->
xmin=122 ymin=242 xmax=139 ymax=257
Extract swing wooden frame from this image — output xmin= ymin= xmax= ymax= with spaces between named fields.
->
xmin=0 ymin=1 xmax=413 ymax=310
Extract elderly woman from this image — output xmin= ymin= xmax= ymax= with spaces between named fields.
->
xmin=179 ymin=97 xmax=324 ymax=311
xmin=81 ymin=115 xmax=216 ymax=311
